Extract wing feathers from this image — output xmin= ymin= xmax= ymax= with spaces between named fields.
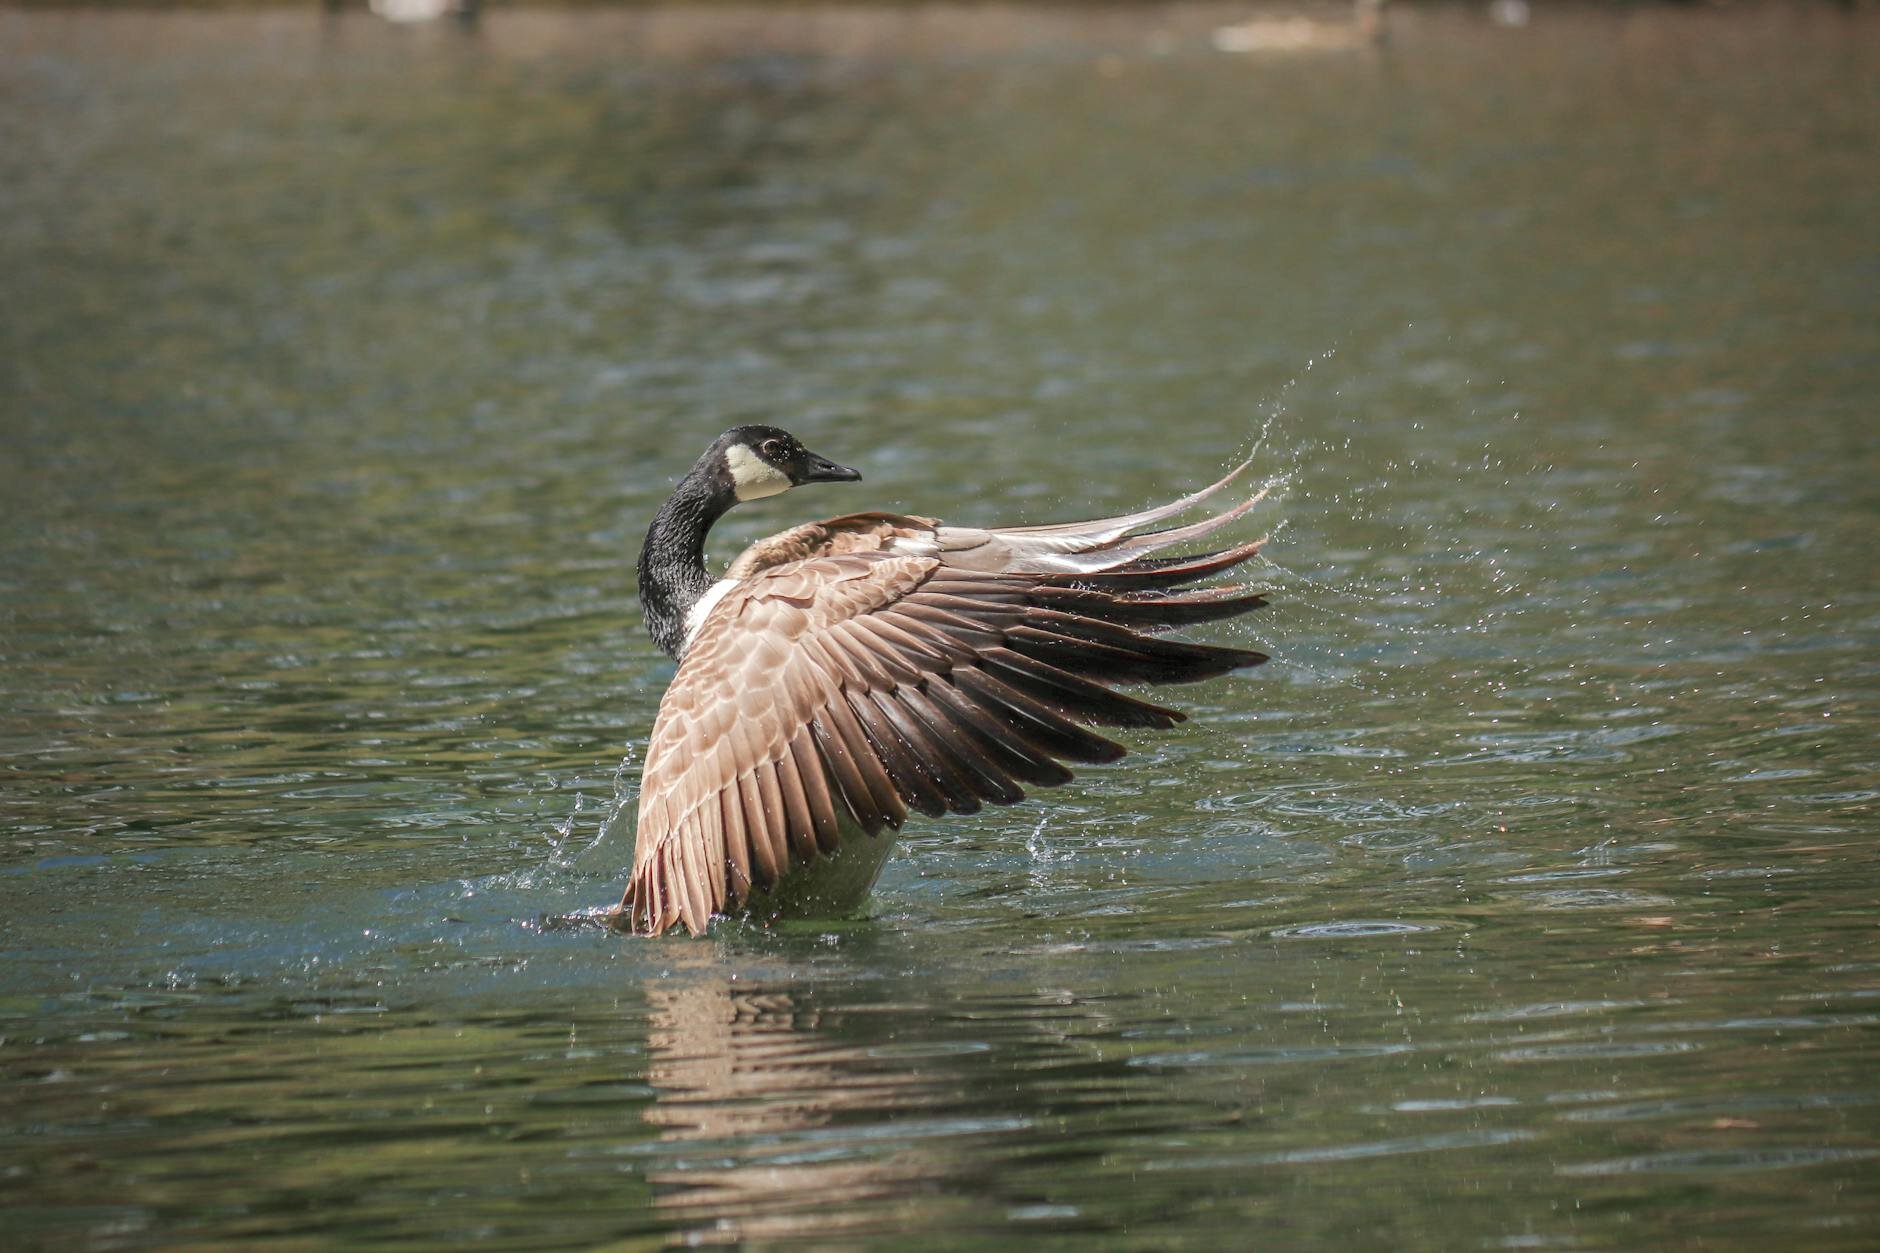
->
xmin=739 ymin=771 xmax=783 ymax=891
xmin=1010 ymin=612 xmax=1270 ymax=679
xmin=1069 ymin=485 xmax=1271 ymax=568
xmin=720 ymin=786 xmax=753 ymax=905
xmin=863 ymin=613 xmax=976 ymax=668
xmin=970 ymin=481 xmax=1275 ymax=577
xmin=844 ymin=616 xmax=950 ymax=677
xmin=818 ymin=698 xmax=909 ymax=830
xmin=752 ymin=762 xmax=789 ymax=872
xmin=676 ymin=822 xmax=709 ymax=935
xmin=797 ymin=632 xmax=873 ymax=691
xmin=869 ymin=688 xmax=985 ymax=814
xmin=978 ymin=647 xmax=1188 ymax=730
xmin=916 ymin=590 xmax=1033 ymax=619
xmin=951 ymin=665 xmax=1131 ymax=763
xmin=808 ymin=712 xmax=883 ymax=836
xmin=897 ymin=600 xmax=1008 ymax=647
xmin=990 ymin=450 xmax=1257 ymax=541
xmin=620 ymin=462 xmax=1276 ymax=936
xmin=898 ymin=684 xmax=1028 ymax=805
xmin=773 ymin=747 xmax=820 ymax=863
xmin=922 ymin=677 xmax=1077 ymax=787
xmin=1034 ymin=583 xmax=1270 ymax=632
xmin=1045 ymin=537 xmax=1269 ymax=591
xmin=789 ymin=729 xmax=844 ymax=854
xmin=846 ymin=687 xmax=950 ymax=818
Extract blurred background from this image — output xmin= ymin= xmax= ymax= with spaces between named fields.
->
xmin=1 ymin=2 xmax=1876 ymax=1247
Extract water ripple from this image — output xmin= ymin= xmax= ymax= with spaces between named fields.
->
xmin=1131 ymin=1043 xmax=1415 ymax=1069
xmin=1558 ymin=1147 xmax=1880 ymax=1176
xmin=1147 ymin=1128 xmax=1535 ymax=1169
xmin=1269 ymin=919 xmax=1451 ymax=940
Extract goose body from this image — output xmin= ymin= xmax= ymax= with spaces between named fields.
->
xmin=614 ymin=426 xmax=1274 ymax=937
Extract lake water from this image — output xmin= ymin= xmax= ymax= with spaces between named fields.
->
xmin=2 ymin=4 xmax=1876 ymax=1246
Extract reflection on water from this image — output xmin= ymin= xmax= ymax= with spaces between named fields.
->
xmin=1 ymin=3 xmax=1878 ymax=1248
xmin=642 ymin=965 xmax=963 ymax=1243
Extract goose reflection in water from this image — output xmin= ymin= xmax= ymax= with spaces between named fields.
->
xmin=633 ymin=953 xmax=1153 ymax=1241
xmin=638 ymin=962 xmax=970 ymax=1242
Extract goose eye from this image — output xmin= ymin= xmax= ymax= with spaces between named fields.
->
xmin=761 ymin=439 xmax=785 ymax=459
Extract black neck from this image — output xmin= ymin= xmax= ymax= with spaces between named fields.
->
xmin=638 ymin=466 xmax=735 ymax=661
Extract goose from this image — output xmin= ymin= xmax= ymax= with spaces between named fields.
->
xmin=610 ymin=425 xmax=1274 ymax=937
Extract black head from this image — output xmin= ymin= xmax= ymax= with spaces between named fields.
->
xmin=706 ymin=425 xmax=862 ymax=503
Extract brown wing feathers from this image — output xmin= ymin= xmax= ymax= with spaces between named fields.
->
xmin=620 ymin=548 xmax=1269 ymax=936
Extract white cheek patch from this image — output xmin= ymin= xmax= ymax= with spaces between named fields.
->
xmin=725 ymin=443 xmax=792 ymax=502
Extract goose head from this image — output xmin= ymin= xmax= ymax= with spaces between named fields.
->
xmin=707 ymin=425 xmax=862 ymax=504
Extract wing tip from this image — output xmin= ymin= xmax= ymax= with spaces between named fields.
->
xmin=614 ymin=860 xmax=716 ymax=938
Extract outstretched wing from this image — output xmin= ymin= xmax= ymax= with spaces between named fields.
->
xmin=618 ymin=545 xmax=1270 ymax=937
xmin=719 ymin=448 xmax=1274 ymax=581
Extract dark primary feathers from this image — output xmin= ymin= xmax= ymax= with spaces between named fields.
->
xmin=616 ymin=448 xmax=1275 ymax=937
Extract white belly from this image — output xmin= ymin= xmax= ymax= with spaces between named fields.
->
xmin=735 ymin=816 xmax=899 ymax=925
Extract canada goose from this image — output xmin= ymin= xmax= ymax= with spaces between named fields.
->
xmin=612 ymin=426 xmax=1273 ymax=937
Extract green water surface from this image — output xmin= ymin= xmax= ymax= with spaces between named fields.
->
xmin=1 ymin=5 xmax=1876 ymax=1247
